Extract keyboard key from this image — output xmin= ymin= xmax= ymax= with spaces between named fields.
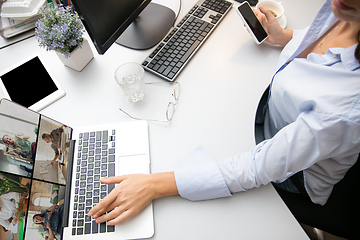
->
xmin=78 ymin=211 xmax=84 ymax=218
xmin=78 ymin=219 xmax=84 ymax=227
xmin=100 ymin=192 xmax=107 ymax=199
xmin=108 ymin=163 xmax=115 ymax=177
xmin=101 ymin=164 xmax=107 ymax=170
xmin=100 ymin=222 xmax=106 ymax=233
xmin=83 ymin=132 xmax=89 ymax=141
xmin=107 ymin=225 xmax=115 ymax=232
xmin=94 ymin=189 xmax=100 ymax=196
xmin=77 ymin=227 xmax=83 ymax=235
xmin=108 ymin=155 xmax=115 ymax=162
xmin=102 ymin=130 xmax=108 ymax=143
xmin=87 ymin=184 xmax=93 ymax=191
xmin=96 ymin=131 xmax=102 ymax=141
xmin=94 ymin=175 xmax=100 ymax=181
xmin=85 ymin=207 xmax=91 ymax=215
xmin=85 ymin=215 xmax=92 ymax=222
xmin=92 ymin=220 xmax=98 ymax=233
xmin=79 ymin=203 xmax=85 ymax=211
xmin=87 ymin=177 xmax=93 ymax=184
xmin=85 ymin=223 xmax=91 ymax=234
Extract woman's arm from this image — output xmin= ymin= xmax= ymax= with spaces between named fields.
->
xmin=45 ymin=223 xmax=56 ymax=240
xmin=46 ymin=205 xmax=57 ymax=218
xmin=88 ymin=172 xmax=178 ymax=225
xmin=15 ymin=135 xmax=30 ymax=141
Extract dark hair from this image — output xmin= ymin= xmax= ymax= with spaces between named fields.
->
xmin=33 ymin=213 xmax=45 ymax=226
xmin=356 ymin=29 xmax=360 ymax=62
xmin=42 ymin=133 xmax=50 ymax=139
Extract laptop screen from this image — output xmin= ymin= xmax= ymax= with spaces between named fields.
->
xmin=0 ymin=99 xmax=72 ymax=240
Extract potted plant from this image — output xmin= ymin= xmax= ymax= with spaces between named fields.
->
xmin=35 ymin=4 xmax=93 ymax=71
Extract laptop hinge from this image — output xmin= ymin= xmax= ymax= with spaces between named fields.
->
xmin=62 ymin=139 xmax=76 ymax=237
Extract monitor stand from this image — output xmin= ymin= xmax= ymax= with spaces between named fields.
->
xmin=116 ymin=3 xmax=176 ymax=50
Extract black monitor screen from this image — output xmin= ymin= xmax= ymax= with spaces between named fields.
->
xmin=72 ymin=0 xmax=151 ymax=54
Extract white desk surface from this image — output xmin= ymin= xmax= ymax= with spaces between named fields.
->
xmin=0 ymin=0 xmax=325 ymax=239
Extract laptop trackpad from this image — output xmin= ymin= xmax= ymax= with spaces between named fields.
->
xmin=118 ymin=154 xmax=149 ymax=176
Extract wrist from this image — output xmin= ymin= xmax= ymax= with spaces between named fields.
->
xmin=275 ymin=29 xmax=293 ymax=46
xmin=150 ymin=172 xmax=178 ymax=199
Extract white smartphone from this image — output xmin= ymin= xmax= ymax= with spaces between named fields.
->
xmin=0 ymin=53 xmax=65 ymax=111
xmin=236 ymin=1 xmax=268 ymax=44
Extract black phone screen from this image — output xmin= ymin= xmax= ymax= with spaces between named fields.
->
xmin=238 ymin=2 xmax=267 ymax=43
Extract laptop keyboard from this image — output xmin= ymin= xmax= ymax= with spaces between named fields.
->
xmin=72 ymin=130 xmax=116 ymax=235
xmin=142 ymin=0 xmax=232 ymax=81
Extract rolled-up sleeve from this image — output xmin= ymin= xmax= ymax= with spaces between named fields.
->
xmin=174 ymin=146 xmax=232 ymax=201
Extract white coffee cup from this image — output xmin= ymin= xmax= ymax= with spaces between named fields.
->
xmin=256 ymin=0 xmax=284 ymax=23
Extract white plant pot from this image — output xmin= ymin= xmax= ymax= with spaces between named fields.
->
xmin=56 ymin=38 xmax=94 ymax=71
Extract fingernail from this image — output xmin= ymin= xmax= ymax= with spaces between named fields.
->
xmin=88 ymin=212 xmax=93 ymax=216
xmin=96 ymin=218 xmax=101 ymax=223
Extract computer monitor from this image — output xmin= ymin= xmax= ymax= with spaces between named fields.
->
xmin=71 ymin=0 xmax=176 ymax=54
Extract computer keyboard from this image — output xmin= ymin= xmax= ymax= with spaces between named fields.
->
xmin=142 ymin=0 xmax=232 ymax=82
xmin=71 ymin=130 xmax=116 ymax=235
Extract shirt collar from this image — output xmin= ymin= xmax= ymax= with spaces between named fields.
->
xmin=306 ymin=45 xmax=360 ymax=71
xmin=335 ymin=45 xmax=360 ymax=71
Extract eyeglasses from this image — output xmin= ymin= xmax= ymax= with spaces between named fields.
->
xmin=119 ymin=82 xmax=180 ymax=123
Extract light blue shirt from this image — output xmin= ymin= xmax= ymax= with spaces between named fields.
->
xmin=174 ymin=0 xmax=360 ymax=205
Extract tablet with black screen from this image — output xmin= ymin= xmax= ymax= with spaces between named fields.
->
xmin=0 ymin=53 xmax=65 ymax=111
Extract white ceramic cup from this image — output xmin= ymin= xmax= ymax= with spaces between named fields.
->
xmin=256 ymin=0 xmax=284 ymax=23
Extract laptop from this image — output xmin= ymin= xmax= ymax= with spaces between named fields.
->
xmin=0 ymin=98 xmax=154 ymax=240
